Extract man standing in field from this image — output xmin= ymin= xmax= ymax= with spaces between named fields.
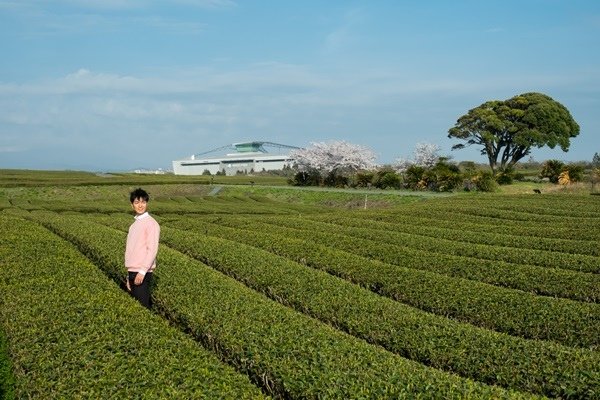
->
xmin=125 ymin=188 xmax=160 ymax=309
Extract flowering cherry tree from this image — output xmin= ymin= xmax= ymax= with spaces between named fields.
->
xmin=290 ymin=140 xmax=377 ymax=175
xmin=394 ymin=142 xmax=441 ymax=172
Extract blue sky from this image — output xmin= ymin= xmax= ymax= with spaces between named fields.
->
xmin=0 ymin=0 xmax=599 ymax=171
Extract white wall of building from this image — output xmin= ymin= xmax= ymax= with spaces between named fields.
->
xmin=172 ymin=153 xmax=293 ymax=176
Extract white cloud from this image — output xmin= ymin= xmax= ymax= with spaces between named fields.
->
xmin=0 ymin=64 xmax=597 ymax=169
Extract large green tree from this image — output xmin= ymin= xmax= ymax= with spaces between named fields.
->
xmin=448 ymin=92 xmax=580 ymax=174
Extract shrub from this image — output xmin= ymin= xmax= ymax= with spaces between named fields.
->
xmin=289 ymin=168 xmax=321 ymax=186
xmin=323 ymin=171 xmax=349 ymax=187
xmin=473 ymin=171 xmax=498 ymax=192
xmin=403 ymin=165 xmax=426 ymax=190
xmin=354 ymin=171 xmax=374 ymax=188
xmin=372 ymin=169 xmax=401 ymax=189
xmin=540 ymin=160 xmax=565 ymax=183
xmin=564 ymin=164 xmax=584 ymax=182
xmin=423 ymin=161 xmax=462 ymax=192
xmin=495 ymin=171 xmax=513 ymax=185
xmin=558 ymin=171 xmax=571 ymax=185
xmin=162 ymin=219 xmax=600 ymax=398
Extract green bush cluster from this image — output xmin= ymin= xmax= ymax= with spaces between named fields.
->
xmin=0 ymin=215 xmax=266 ymax=399
xmin=33 ymin=212 xmax=527 ymax=399
xmin=291 ymin=159 xmax=494 ymax=192
xmin=402 ymin=161 xmax=464 ymax=192
xmin=158 ymin=221 xmax=600 ymax=398
xmin=540 ymin=160 xmax=584 ymax=183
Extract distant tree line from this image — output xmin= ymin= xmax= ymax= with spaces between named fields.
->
xmin=287 ymin=141 xmax=593 ymax=192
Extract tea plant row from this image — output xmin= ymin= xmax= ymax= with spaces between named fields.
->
xmin=167 ymin=216 xmax=599 ymax=349
xmin=155 ymin=221 xmax=600 ymax=398
xmin=0 ymin=215 xmax=266 ymax=399
xmin=29 ymin=211 xmax=529 ymax=399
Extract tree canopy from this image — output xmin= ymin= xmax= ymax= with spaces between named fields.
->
xmin=394 ymin=142 xmax=442 ymax=173
xmin=448 ymin=92 xmax=580 ymax=173
xmin=290 ymin=140 xmax=376 ymax=175
xmin=289 ymin=140 xmax=376 ymax=187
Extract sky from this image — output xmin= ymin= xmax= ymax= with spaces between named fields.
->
xmin=0 ymin=0 xmax=599 ymax=171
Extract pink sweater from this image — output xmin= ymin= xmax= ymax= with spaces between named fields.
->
xmin=125 ymin=212 xmax=160 ymax=275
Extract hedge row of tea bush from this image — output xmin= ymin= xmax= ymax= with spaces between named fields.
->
xmin=32 ymin=212 xmax=528 ymax=399
xmin=355 ymin=209 xmax=600 ymax=242
xmin=0 ymin=327 xmax=14 ymax=400
xmin=404 ymin=203 xmax=599 ymax=228
xmin=261 ymin=215 xmax=600 ymax=300
xmin=308 ymin=213 xmax=599 ymax=257
xmin=177 ymin=216 xmax=600 ymax=348
xmin=0 ymin=215 xmax=266 ymax=399
xmin=256 ymin=215 xmax=599 ymax=274
xmin=157 ymin=224 xmax=600 ymax=398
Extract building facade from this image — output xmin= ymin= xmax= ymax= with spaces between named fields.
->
xmin=172 ymin=141 xmax=298 ymax=176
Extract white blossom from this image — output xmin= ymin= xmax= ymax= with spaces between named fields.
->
xmin=413 ymin=142 xmax=441 ymax=168
xmin=290 ymin=140 xmax=376 ymax=174
xmin=394 ymin=142 xmax=441 ymax=172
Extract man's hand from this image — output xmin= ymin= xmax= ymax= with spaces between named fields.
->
xmin=134 ymin=272 xmax=145 ymax=286
xmin=126 ymin=276 xmax=131 ymax=292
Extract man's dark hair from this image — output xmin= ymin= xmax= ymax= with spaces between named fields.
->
xmin=130 ymin=188 xmax=150 ymax=203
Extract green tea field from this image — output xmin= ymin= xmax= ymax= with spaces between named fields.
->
xmin=0 ymin=172 xmax=598 ymax=399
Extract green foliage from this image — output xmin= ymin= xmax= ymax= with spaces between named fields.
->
xmin=0 ymin=168 xmax=289 ymax=187
xmin=473 ymin=171 xmax=498 ymax=192
xmin=289 ymin=168 xmax=321 ymax=186
xmin=458 ymin=161 xmax=478 ymax=177
xmin=495 ymin=168 xmax=514 ymax=185
xmin=323 ymin=170 xmax=349 ymax=187
xmin=593 ymin=152 xmax=600 ymax=168
xmin=403 ymin=165 xmax=426 ymax=189
xmin=353 ymin=171 xmax=374 ymax=187
xmin=372 ymin=168 xmax=401 ymax=189
xmin=423 ymin=160 xmax=463 ymax=192
xmin=3 ymin=175 xmax=600 ymax=398
xmin=0 ymin=215 xmax=265 ymax=399
xmin=402 ymin=161 xmax=463 ymax=192
xmin=34 ymin=213 xmax=518 ymax=399
xmin=449 ymin=92 xmax=580 ymax=173
xmin=204 ymin=215 xmax=600 ymax=349
xmin=564 ymin=164 xmax=584 ymax=183
xmin=539 ymin=159 xmax=565 ymax=183
xmin=0 ymin=327 xmax=15 ymax=400
xmin=539 ymin=160 xmax=583 ymax=184
xmin=162 ymin=217 xmax=600 ymax=398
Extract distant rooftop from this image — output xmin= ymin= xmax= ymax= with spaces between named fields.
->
xmin=188 ymin=141 xmax=301 ymax=159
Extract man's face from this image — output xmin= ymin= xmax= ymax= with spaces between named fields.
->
xmin=131 ymin=198 xmax=148 ymax=215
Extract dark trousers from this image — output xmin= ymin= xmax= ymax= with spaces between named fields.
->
xmin=128 ymin=271 xmax=153 ymax=309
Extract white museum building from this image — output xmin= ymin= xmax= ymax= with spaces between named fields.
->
xmin=172 ymin=141 xmax=300 ymax=176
